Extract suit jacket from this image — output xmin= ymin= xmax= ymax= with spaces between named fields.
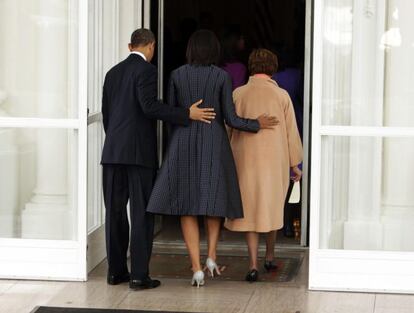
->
xmin=101 ymin=54 xmax=190 ymax=168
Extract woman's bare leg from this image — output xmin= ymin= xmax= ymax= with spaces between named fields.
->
xmin=206 ymin=217 xmax=221 ymax=261
xmin=246 ymin=232 xmax=260 ymax=270
xmin=181 ymin=216 xmax=201 ymax=272
xmin=265 ymin=230 xmax=277 ymax=261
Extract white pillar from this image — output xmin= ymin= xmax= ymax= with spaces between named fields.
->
xmin=381 ymin=0 xmax=414 ymax=251
xmin=22 ymin=0 xmax=71 ymax=240
xmin=119 ymin=0 xmax=137 ymax=60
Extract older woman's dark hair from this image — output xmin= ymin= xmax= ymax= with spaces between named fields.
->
xmin=186 ymin=30 xmax=221 ymax=66
xmin=248 ymin=49 xmax=278 ymax=76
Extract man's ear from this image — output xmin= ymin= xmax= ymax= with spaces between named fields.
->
xmin=128 ymin=43 xmax=132 ymax=51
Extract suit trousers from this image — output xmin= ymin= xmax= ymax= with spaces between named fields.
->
xmin=102 ymin=164 xmax=156 ymax=280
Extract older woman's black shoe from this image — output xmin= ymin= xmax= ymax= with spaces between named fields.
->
xmin=264 ymin=260 xmax=278 ymax=272
xmin=245 ymin=269 xmax=259 ymax=282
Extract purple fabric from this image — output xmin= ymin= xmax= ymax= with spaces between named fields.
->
xmin=273 ymin=68 xmax=302 ymax=99
xmin=272 ymin=68 xmax=304 ymax=137
xmin=222 ymin=62 xmax=247 ymax=90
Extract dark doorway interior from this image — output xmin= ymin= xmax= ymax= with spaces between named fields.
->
xmin=152 ymin=0 xmax=306 ymax=247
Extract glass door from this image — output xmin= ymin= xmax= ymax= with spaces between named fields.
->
xmin=0 ymin=0 xmax=88 ymax=280
xmin=310 ymin=0 xmax=414 ymax=293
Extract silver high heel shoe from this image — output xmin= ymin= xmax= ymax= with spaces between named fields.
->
xmin=191 ymin=270 xmax=205 ymax=288
xmin=205 ymin=257 xmax=221 ymax=277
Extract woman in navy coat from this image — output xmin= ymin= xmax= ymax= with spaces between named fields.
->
xmin=146 ymin=30 xmax=277 ymax=287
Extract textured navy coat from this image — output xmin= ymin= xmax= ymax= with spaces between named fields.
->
xmin=146 ymin=65 xmax=260 ymax=218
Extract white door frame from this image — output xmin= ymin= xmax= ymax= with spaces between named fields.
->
xmin=300 ymin=0 xmax=313 ymax=247
xmin=309 ymin=0 xmax=414 ymax=294
xmin=0 ymin=0 xmax=88 ymax=281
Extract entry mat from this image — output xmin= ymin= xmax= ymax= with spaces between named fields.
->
xmin=150 ymin=253 xmax=303 ymax=282
xmin=33 ymin=308 xmax=195 ymax=313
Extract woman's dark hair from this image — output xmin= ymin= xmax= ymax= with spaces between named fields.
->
xmin=186 ymin=30 xmax=221 ymax=66
xmin=248 ymin=49 xmax=278 ymax=76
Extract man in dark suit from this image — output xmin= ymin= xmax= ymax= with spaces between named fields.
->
xmin=101 ymin=28 xmax=215 ymax=290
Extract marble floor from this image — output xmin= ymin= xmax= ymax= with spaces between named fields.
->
xmin=1 ymin=251 xmax=414 ymax=313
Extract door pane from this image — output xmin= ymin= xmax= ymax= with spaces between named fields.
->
xmin=87 ymin=122 xmax=104 ymax=232
xmin=320 ymin=135 xmax=414 ymax=252
xmin=0 ymin=128 xmax=78 ymax=240
xmin=0 ymin=0 xmax=78 ymax=118
xmin=320 ymin=0 xmax=414 ymax=127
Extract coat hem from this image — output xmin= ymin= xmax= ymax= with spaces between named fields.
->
xmin=147 ymin=209 xmax=243 ymax=219
xmin=224 ymin=223 xmax=283 ymax=233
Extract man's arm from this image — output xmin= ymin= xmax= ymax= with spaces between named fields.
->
xmin=137 ymin=65 xmax=190 ymax=125
xmin=102 ymin=78 xmax=109 ymax=133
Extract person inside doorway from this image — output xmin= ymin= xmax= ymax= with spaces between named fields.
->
xmin=225 ymin=49 xmax=303 ymax=282
xmin=219 ymin=25 xmax=248 ymax=90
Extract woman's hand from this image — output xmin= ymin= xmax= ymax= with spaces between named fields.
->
xmin=291 ymin=166 xmax=302 ymax=182
xmin=257 ymin=114 xmax=279 ymax=129
xmin=189 ymin=99 xmax=216 ymax=123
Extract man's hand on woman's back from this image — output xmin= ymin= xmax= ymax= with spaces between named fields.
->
xmin=189 ymin=99 xmax=216 ymax=124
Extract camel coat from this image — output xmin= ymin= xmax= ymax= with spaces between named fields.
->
xmin=224 ymin=76 xmax=303 ymax=233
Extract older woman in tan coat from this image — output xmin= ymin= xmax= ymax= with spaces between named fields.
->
xmin=225 ymin=49 xmax=303 ymax=282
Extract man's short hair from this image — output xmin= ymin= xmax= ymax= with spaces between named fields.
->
xmin=130 ymin=28 xmax=155 ymax=48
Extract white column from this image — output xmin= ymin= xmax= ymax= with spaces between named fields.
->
xmin=119 ymin=0 xmax=137 ymax=60
xmin=22 ymin=0 xmax=71 ymax=240
xmin=343 ymin=0 xmax=385 ymax=250
xmin=381 ymin=0 xmax=414 ymax=251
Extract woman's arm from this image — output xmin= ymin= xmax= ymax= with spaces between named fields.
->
xmin=222 ymin=73 xmax=260 ymax=132
xmin=222 ymin=73 xmax=278 ymax=132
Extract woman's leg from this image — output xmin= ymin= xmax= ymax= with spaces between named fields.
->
xmin=246 ymin=232 xmax=260 ymax=270
xmin=205 ymin=217 xmax=221 ymax=261
xmin=181 ymin=216 xmax=201 ymax=272
xmin=265 ymin=230 xmax=277 ymax=261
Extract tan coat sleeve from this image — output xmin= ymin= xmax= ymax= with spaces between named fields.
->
xmin=284 ymin=95 xmax=303 ymax=167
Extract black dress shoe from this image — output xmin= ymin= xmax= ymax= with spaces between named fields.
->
xmin=129 ymin=277 xmax=161 ymax=290
xmin=245 ymin=269 xmax=259 ymax=282
xmin=107 ymin=273 xmax=130 ymax=285
xmin=264 ymin=260 xmax=278 ymax=272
